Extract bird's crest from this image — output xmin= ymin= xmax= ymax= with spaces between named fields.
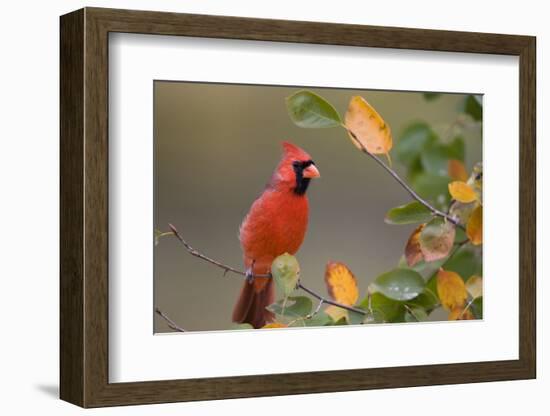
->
xmin=282 ymin=141 xmax=312 ymax=162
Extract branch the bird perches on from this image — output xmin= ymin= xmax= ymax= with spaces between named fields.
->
xmin=156 ymin=223 xmax=368 ymax=331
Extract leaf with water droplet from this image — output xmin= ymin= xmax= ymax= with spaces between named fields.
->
xmin=370 ymin=268 xmax=425 ymax=301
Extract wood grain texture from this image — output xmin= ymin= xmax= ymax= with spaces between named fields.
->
xmin=59 ymin=7 xmax=537 ymax=408
xmin=59 ymin=8 xmax=84 ymax=406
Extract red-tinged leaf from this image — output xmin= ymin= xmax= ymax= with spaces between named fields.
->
xmin=419 ymin=218 xmax=456 ymax=262
xmin=405 ymin=224 xmax=425 ymax=267
xmin=448 ymin=159 xmax=469 ymax=181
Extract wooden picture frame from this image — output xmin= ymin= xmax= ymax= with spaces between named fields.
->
xmin=60 ymin=7 xmax=536 ymax=408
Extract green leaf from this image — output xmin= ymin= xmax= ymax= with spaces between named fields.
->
xmin=443 ymin=245 xmax=482 ymax=279
xmin=407 ymin=157 xmax=425 ymax=183
xmin=448 ymin=136 xmax=465 ymax=161
xmin=385 ymin=201 xmax=433 ymax=225
xmin=420 ymin=136 xmax=465 ymax=176
xmin=400 ymin=256 xmax=447 ymax=280
xmin=408 ymin=288 xmax=440 ymax=312
xmin=348 ymin=310 xmax=367 ymax=325
xmin=370 ymin=268 xmax=426 ymax=301
xmin=396 ymin=122 xmax=438 ymax=167
xmin=423 ymin=93 xmax=442 ymax=101
xmin=361 ymin=292 xmax=406 ymax=323
xmin=419 ymin=217 xmax=456 ymax=262
xmin=267 ymin=296 xmax=313 ymax=318
xmin=471 ymin=296 xmax=483 ymax=319
xmin=286 ymin=90 xmax=342 ymax=128
xmin=303 ymin=311 xmax=333 ymax=327
xmin=411 ymin=173 xmax=451 ymax=209
xmin=271 ymin=253 xmax=300 ymax=297
xmin=464 ymin=95 xmax=482 ymax=121
xmin=404 ymin=306 xmax=429 ymax=322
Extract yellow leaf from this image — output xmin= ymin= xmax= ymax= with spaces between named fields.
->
xmin=466 ymin=205 xmax=482 ymax=245
xmin=344 ymin=96 xmax=393 ymax=155
xmin=448 ymin=181 xmax=477 ymax=203
xmin=448 ymin=306 xmax=475 ymax=320
xmin=325 ymin=305 xmax=349 ymax=323
xmin=261 ymin=322 xmax=288 ymax=329
xmin=465 ymin=275 xmax=483 ymax=299
xmin=437 ymin=269 xmax=467 ymax=311
xmin=324 ymin=262 xmax=359 ymax=306
xmin=405 ymin=224 xmax=425 ymax=267
xmin=448 ymin=159 xmax=468 ymax=181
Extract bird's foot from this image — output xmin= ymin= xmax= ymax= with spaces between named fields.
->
xmin=245 ymin=267 xmax=254 ymax=284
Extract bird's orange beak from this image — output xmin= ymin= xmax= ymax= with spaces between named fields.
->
xmin=302 ymin=164 xmax=320 ymax=179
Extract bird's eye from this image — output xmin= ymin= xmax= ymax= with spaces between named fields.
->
xmin=475 ymin=172 xmax=483 ymax=180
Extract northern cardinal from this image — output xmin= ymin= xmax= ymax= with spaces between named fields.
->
xmin=232 ymin=142 xmax=320 ymax=328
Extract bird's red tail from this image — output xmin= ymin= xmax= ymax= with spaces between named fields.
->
xmin=232 ymin=278 xmax=275 ymax=329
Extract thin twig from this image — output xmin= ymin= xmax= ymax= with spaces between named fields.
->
xmin=286 ymin=298 xmax=326 ymax=327
xmin=168 ymin=224 xmax=367 ymax=316
xmin=346 ymin=130 xmax=464 ymax=229
xmin=404 ymin=304 xmax=420 ymax=322
xmin=155 ymin=307 xmax=186 ymax=332
xmin=458 ymin=298 xmax=476 ymax=320
xmin=168 ymin=223 xmax=270 ymax=278
xmin=297 ymin=283 xmax=366 ymax=315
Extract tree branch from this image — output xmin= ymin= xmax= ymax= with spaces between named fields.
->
xmin=167 ymin=224 xmax=367 ymax=316
xmin=297 ymin=282 xmax=366 ymax=315
xmin=168 ymin=223 xmax=270 ymax=278
xmin=155 ymin=307 xmax=186 ymax=332
xmin=347 ymin=130 xmax=464 ymax=229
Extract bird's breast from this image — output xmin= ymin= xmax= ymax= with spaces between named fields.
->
xmin=239 ymin=190 xmax=310 ymax=273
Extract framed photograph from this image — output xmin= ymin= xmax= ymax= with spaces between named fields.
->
xmin=60 ymin=7 xmax=536 ymax=407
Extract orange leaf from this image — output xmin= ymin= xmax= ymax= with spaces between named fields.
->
xmin=261 ymin=322 xmax=288 ymax=329
xmin=448 ymin=159 xmax=468 ymax=181
xmin=448 ymin=181 xmax=477 ymax=203
xmin=344 ymin=96 xmax=393 ymax=155
xmin=466 ymin=205 xmax=483 ymax=245
xmin=437 ymin=269 xmax=467 ymax=311
xmin=405 ymin=224 xmax=425 ymax=267
xmin=448 ymin=306 xmax=475 ymax=320
xmin=324 ymin=262 xmax=359 ymax=306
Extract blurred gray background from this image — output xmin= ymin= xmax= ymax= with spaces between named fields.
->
xmin=154 ymin=81 xmax=481 ymax=332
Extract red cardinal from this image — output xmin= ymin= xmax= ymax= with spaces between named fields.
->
xmin=232 ymin=142 xmax=320 ymax=328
